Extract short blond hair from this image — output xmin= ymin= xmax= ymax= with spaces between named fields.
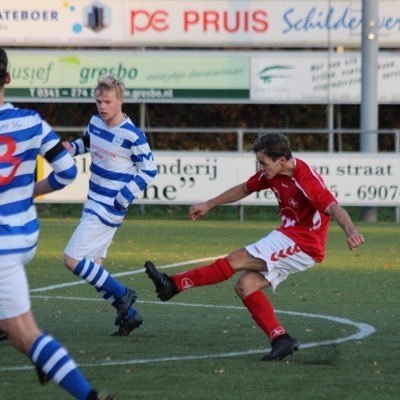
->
xmin=95 ymin=74 xmax=125 ymax=99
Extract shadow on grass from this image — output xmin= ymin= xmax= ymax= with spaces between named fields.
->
xmin=297 ymin=345 xmax=340 ymax=366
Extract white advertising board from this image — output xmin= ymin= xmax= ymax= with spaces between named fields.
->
xmin=250 ymin=52 xmax=400 ymax=104
xmin=0 ymin=1 xmax=399 ymax=47
xmin=122 ymin=0 xmax=400 ymax=47
xmin=38 ymin=152 xmax=400 ymax=207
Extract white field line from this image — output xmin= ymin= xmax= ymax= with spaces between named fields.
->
xmin=1 ymin=258 xmax=376 ymax=372
xmin=30 ymin=256 xmax=222 ymax=292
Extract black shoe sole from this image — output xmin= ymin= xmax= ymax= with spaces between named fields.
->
xmin=111 ymin=314 xmax=144 ymax=336
xmin=261 ymin=339 xmax=300 ymax=361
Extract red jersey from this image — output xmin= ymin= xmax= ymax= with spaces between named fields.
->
xmin=246 ymin=158 xmax=337 ymax=262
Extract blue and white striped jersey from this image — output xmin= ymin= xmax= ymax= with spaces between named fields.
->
xmin=69 ymin=114 xmax=157 ymax=227
xmin=0 ymin=103 xmax=77 ymax=256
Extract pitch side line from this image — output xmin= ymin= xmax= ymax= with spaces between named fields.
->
xmin=0 ymin=257 xmax=376 ymax=372
xmin=0 ymin=299 xmax=375 ymax=371
xmin=30 ymin=256 xmax=223 ymax=293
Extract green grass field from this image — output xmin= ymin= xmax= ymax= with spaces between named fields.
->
xmin=1 ymin=218 xmax=399 ymax=400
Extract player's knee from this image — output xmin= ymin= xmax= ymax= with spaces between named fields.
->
xmin=63 ymin=254 xmax=77 ymax=271
xmin=234 ymin=281 xmax=244 ymax=298
xmin=235 ymin=272 xmax=268 ymax=298
xmin=235 ymin=275 xmax=255 ymax=298
xmin=8 ymin=331 xmax=37 ymax=354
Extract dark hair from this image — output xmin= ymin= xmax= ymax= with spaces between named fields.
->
xmin=0 ymin=48 xmax=8 ymax=87
xmin=250 ymin=132 xmax=292 ymax=161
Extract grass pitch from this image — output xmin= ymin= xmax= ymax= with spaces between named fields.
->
xmin=0 ymin=218 xmax=399 ymax=399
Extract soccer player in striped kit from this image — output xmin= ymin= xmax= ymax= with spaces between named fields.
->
xmin=145 ymin=132 xmax=364 ymax=361
xmin=0 ymin=48 xmax=113 ymax=400
xmin=63 ymin=74 xmax=157 ymax=336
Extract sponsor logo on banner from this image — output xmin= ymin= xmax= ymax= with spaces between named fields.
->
xmin=257 ymin=65 xmax=293 ymax=85
xmin=0 ymin=7 xmax=58 ymax=22
xmin=83 ymin=1 xmax=111 ymax=32
xmin=130 ymin=10 xmax=169 ymax=35
xmin=129 ymin=7 xmax=269 ymax=36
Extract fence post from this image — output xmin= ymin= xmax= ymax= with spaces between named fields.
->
xmin=237 ymin=129 xmax=245 ymax=221
xmin=237 ymin=129 xmax=244 ymax=152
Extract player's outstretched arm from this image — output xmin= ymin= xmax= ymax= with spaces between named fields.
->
xmin=189 ymin=183 xmax=250 ymax=221
xmin=327 ymin=203 xmax=365 ymax=250
xmin=33 ymin=179 xmax=56 ymax=198
xmin=34 ymin=139 xmax=78 ymax=197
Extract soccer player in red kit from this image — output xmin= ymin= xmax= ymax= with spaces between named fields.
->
xmin=145 ymin=132 xmax=364 ymax=361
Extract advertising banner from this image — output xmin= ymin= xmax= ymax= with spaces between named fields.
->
xmin=6 ymin=50 xmax=249 ymax=102
xmin=122 ymin=0 xmax=400 ymax=48
xmin=0 ymin=1 xmax=399 ymax=47
xmin=6 ymin=50 xmax=400 ymax=104
xmin=250 ymin=52 xmax=400 ymax=104
xmin=37 ymin=152 xmax=400 ymax=206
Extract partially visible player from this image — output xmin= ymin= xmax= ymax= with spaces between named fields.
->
xmin=0 ymin=47 xmax=113 ymax=400
xmin=145 ymin=132 xmax=364 ymax=361
xmin=63 ymin=74 xmax=157 ymax=335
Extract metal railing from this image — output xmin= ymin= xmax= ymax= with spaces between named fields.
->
xmin=56 ymin=126 xmax=400 ymax=153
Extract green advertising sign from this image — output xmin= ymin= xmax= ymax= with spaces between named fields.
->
xmin=6 ymin=50 xmax=250 ymax=102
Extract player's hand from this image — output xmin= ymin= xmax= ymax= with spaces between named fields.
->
xmin=189 ymin=203 xmax=209 ymax=221
xmin=62 ymin=141 xmax=73 ymax=154
xmin=347 ymin=230 xmax=365 ymax=250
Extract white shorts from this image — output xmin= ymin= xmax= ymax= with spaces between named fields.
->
xmin=64 ymin=213 xmax=117 ymax=261
xmin=0 ymin=249 xmax=35 ymax=320
xmin=245 ymin=230 xmax=315 ymax=291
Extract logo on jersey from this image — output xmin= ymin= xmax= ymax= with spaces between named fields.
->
xmin=0 ymin=136 xmax=22 ymax=185
xmin=112 ymin=135 xmax=124 ymax=146
xmin=288 ymin=197 xmax=298 ymax=208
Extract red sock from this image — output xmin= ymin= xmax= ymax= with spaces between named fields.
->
xmin=242 ymin=290 xmax=285 ymax=341
xmin=172 ymin=258 xmax=235 ymax=292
